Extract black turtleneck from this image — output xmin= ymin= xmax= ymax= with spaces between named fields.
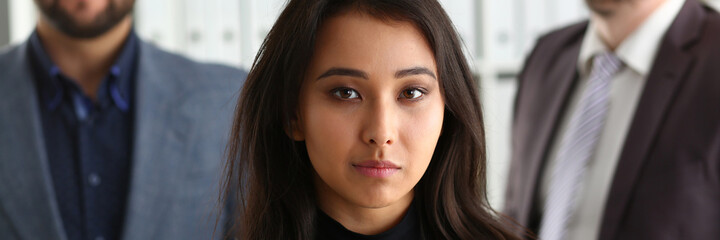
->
xmin=315 ymin=201 xmax=422 ymax=240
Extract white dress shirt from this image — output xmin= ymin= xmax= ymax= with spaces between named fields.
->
xmin=537 ymin=0 xmax=686 ymax=239
xmin=703 ymin=0 xmax=720 ymax=11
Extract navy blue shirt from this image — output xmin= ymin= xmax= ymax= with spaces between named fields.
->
xmin=28 ymin=30 xmax=139 ymax=240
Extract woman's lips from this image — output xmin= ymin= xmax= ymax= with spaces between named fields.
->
xmin=352 ymin=160 xmax=400 ymax=178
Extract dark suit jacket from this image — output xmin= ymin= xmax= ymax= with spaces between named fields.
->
xmin=503 ymin=0 xmax=720 ymax=239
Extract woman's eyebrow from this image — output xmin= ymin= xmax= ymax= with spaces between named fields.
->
xmin=395 ymin=67 xmax=437 ymax=80
xmin=316 ymin=66 xmax=437 ymax=81
xmin=317 ymin=68 xmax=369 ymax=80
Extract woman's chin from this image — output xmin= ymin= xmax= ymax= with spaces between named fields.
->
xmin=348 ymin=191 xmax=412 ymax=209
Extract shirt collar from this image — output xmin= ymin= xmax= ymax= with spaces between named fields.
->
xmin=111 ymin=29 xmax=139 ymax=111
xmin=28 ymin=28 xmax=139 ymax=112
xmin=578 ymin=0 xmax=686 ymax=77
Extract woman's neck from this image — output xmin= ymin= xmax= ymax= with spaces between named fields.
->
xmin=315 ymin=178 xmax=414 ymax=235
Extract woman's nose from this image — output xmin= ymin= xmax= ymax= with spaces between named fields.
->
xmin=362 ymin=102 xmax=396 ymax=147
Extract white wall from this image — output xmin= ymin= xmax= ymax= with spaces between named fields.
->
xmin=134 ymin=0 xmax=246 ymax=66
xmin=8 ymin=0 xmax=36 ymax=45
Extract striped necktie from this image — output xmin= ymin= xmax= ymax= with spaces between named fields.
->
xmin=539 ymin=51 xmax=623 ymax=240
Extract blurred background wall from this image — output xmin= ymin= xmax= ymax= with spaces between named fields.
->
xmin=0 ymin=0 xmax=7 ymax=46
xmin=1 ymin=0 xmax=717 ymax=210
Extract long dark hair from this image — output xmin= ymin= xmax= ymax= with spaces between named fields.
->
xmin=221 ymin=0 xmax=523 ymax=239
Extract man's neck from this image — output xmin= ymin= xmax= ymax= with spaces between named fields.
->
xmin=36 ymin=16 xmax=132 ymax=100
xmin=591 ymin=0 xmax=667 ymax=51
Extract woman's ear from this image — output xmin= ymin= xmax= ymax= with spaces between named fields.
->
xmin=286 ymin=118 xmax=305 ymax=141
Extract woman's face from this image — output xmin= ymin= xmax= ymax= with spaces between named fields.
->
xmin=295 ymin=11 xmax=444 ymax=214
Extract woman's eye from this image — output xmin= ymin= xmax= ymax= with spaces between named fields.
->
xmin=332 ymin=88 xmax=360 ymax=99
xmin=400 ymin=88 xmax=424 ymax=99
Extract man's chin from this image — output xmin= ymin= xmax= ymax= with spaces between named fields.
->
xmin=585 ymin=0 xmax=624 ymax=17
xmin=36 ymin=0 xmax=134 ymax=39
xmin=59 ymin=26 xmax=115 ymax=39
xmin=589 ymin=7 xmax=616 ymax=17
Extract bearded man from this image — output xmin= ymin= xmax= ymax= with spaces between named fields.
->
xmin=0 ymin=1 xmax=246 ymax=239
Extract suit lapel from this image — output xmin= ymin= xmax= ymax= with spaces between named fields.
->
xmin=515 ymin=27 xmax=586 ymax=227
xmin=598 ymin=1 xmax=704 ymax=239
xmin=121 ymin=42 xmax=192 ymax=239
xmin=0 ymin=43 xmax=67 ymax=240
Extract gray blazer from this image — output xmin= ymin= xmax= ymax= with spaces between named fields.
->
xmin=0 ymin=38 xmax=246 ymax=239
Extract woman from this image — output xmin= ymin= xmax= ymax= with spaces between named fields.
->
xmin=222 ymin=0 xmax=524 ymax=239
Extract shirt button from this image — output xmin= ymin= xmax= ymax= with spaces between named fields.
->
xmin=88 ymin=173 xmax=101 ymax=186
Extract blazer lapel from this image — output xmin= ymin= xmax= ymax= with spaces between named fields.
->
xmin=598 ymin=1 xmax=704 ymax=239
xmin=513 ymin=26 xmax=586 ymax=226
xmin=0 ymin=43 xmax=67 ymax=240
xmin=121 ymin=42 xmax=192 ymax=239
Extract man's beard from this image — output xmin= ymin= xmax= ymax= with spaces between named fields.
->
xmin=585 ymin=0 xmax=629 ymax=17
xmin=36 ymin=0 xmax=135 ymax=39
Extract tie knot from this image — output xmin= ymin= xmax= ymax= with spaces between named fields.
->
xmin=591 ymin=51 xmax=623 ymax=78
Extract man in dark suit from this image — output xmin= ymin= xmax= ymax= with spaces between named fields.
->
xmin=0 ymin=0 xmax=245 ymax=239
xmin=504 ymin=0 xmax=720 ymax=239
